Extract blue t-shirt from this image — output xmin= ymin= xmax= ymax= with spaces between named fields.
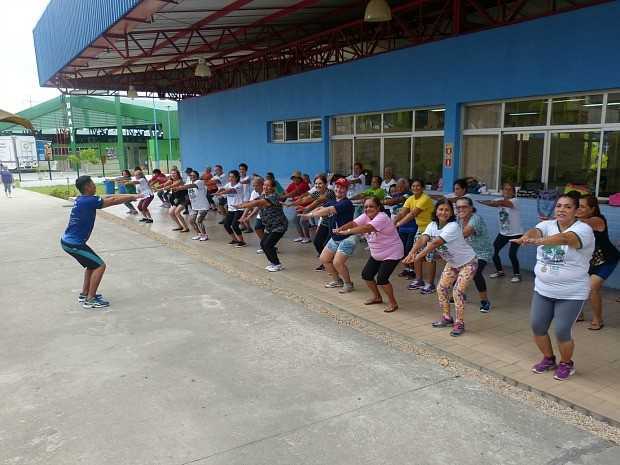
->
xmin=62 ymin=195 xmax=104 ymax=244
xmin=326 ymin=198 xmax=354 ymax=241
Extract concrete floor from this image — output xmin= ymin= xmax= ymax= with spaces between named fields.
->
xmin=1 ymin=189 xmax=618 ymax=465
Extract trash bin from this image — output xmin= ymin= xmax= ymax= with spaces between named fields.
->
xmin=103 ymin=180 xmax=115 ymax=195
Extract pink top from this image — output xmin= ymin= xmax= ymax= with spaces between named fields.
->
xmin=355 ymin=212 xmax=404 ymax=261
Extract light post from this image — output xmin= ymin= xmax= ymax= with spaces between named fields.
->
xmin=152 ymin=97 xmax=160 ymax=170
xmin=166 ymin=105 xmax=172 ymax=172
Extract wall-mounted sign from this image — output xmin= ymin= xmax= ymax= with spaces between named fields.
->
xmin=444 ymin=143 xmax=453 ymax=168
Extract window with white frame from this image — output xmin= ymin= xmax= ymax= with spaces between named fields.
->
xmin=329 ymin=108 xmax=445 ymax=186
xmin=270 ymin=118 xmax=322 ymax=143
xmin=462 ymin=91 xmax=620 ymax=197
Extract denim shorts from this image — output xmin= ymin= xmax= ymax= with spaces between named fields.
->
xmin=326 ymin=236 xmax=358 ymax=257
xmin=254 ymin=217 xmax=265 ymax=230
xmin=589 ymin=260 xmax=618 ymax=280
xmin=415 ymin=230 xmax=436 ymax=262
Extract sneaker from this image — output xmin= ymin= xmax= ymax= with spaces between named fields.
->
xmin=532 ymin=356 xmax=557 ymax=374
xmin=266 ymin=264 xmax=284 ymax=272
xmin=398 ymin=269 xmax=416 ymax=278
xmin=139 ymin=218 xmax=148 ymax=222
xmin=408 ymin=279 xmax=425 ymax=291
xmin=479 ymin=300 xmax=491 ymax=313
xmin=554 ymin=361 xmax=575 ymax=381
xmin=301 ymin=238 xmax=312 ymax=244
xmin=292 ymin=237 xmax=304 ymax=242
xmin=450 ymin=321 xmax=465 ymax=336
xmin=511 ymin=274 xmax=522 ymax=283
xmin=234 ymin=241 xmax=248 ymax=248
xmin=315 ymin=264 xmax=325 ymax=272
xmin=82 ymin=297 xmax=110 ymax=309
xmin=338 ymin=282 xmax=354 ymax=294
xmin=78 ymin=293 xmax=102 ymax=303
xmin=432 ymin=315 xmax=454 ymax=328
xmin=228 ymin=240 xmax=239 ymax=245
xmin=420 ymin=284 xmax=437 ymax=295
xmin=145 ymin=219 xmax=153 ymax=223
xmin=489 ymin=271 xmax=505 ymax=278
xmin=199 ymin=236 xmax=209 ymax=241
xmin=192 ymin=235 xmax=201 ymax=240
xmin=325 ymin=279 xmax=344 ymax=288
xmin=218 ymin=220 xmax=225 ymax=225
xmin=256 ymin=249 xmax=264 ymax=254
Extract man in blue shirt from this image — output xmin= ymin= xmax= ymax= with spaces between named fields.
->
xmin=61 ymin=176 xmax=142 ymax=309
xmin=1 ymin=166 xmax=14 ymax=197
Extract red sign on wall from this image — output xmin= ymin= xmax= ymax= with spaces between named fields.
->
xmin=444 ymin=143 xmax=453 ymax=168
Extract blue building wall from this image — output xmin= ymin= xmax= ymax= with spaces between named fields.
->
xmin=34 ymin=0 xmax=140 ymax=85
xmin=179 ymin=1 xmax=620 ymax=287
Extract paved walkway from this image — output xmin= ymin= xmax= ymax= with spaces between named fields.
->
xmin=4 ymin=188 xmax=619 ymax=464
xmin=99 ymin=195 xmax=620 ymax=426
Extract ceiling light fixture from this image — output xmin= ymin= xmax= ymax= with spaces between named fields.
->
xmin=194 ymin=58 xmax=212 ymax=78
xmin=364 ymin=0 xmax=392 ymax=22
xmin=127 ymin=85 xmax=138 ymax=99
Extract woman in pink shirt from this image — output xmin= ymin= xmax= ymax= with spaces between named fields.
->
xmin=333 ymin=196 xmax=404 ymax=313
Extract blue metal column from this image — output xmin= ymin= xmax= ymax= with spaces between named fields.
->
xmin=441 ymin=101 xmax=461 ymax=193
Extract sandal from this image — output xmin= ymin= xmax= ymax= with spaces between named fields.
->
xmin=384 ymin=304 xmax=399 ymax=313
xmin=588 ymin=321 xmax=604 ymax=331
xmin=179 ymin=229 xmax=190 ymax=233
xmin=172 ymin=227 xmax=183 ymax=231
xmin=364 ymin=298 xmax=383 ymax=305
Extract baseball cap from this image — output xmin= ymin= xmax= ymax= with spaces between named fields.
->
xmin=335 ymin=178 xmax=350 ymax=188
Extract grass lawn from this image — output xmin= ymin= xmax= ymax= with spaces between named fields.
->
xmin=24 ymin=184 xmax=105 ymax=200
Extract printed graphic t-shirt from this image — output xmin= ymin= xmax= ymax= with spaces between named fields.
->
xmin=423 ymin=221 xmax=476 ymax=267
xmin=534 ymin=220 xmax=594 ymax=300
xmin=498 ymin=197 xmax=523 ymax=236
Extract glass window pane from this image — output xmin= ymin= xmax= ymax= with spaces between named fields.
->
xmin=298 ymin=121 xmax=311 ymax=140
xmin=415 ymin=109 xmax=445 ymax=131
xmin=285 ymin=121 xmax=298 ymax=141
xmin=500 ymin=133 xmax=545 ymax=188
xmin=384 ymin=138 xmax=411 ymax=180
xmin=271 ymin=122 xmax=284 ymax=142
xmin=598 ymin=131 xmax=620 ymax=197
xmin=332 ymin=116 xmax=353 ymax=135
xmin=465 ymin=104 xmax=501 ymax=129
xmin=462 ymin=135 xmax=499 ymax=190
xmin=331 ymin=139 xmax=352 ymax=174
xmin=504 ymin=99 xmax=547 ymax=127
xmin=605 ymin=93 xmax=620 ymax=124
xmin=311 ymin=120 xmax=322 ymax=139
xmin=551 ymin=95 xmax=603 ymax=125
xmin=548 ymin=132 xmax=600 ymax=193
xmin=354 ymin=138 xmax=381 ymax=179
xmin=413 ymin=136 xmax=443 ymax=187
xmin=356 ymin=114 xmax=382 ymax=134
xmin=383 ymin=111 xmax=413 ymax=133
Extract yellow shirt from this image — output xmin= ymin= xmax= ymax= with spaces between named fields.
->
xmin=402 ymin=193 xmax=433 ymax=230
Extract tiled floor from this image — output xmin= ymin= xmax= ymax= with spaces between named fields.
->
xmin=104 ymin=203 xmax=620 ymax=424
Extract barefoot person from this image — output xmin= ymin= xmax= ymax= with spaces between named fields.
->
xmin=334 ymin=197 xmax=403 ymax=313
xmin=577 ymin=195 xmax=619 ymax=330
xmin=404 ymin=199 xmax=478 ymax=337
xmin=513 ymin=192 xmax=594 ymax=381
xmin=61 ymin=176 xmax=142 ymax=309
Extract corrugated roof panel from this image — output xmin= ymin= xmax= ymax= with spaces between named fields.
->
xmin=33 ymin=0 xmax=141 ymax=86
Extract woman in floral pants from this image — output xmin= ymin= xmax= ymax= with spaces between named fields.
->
xmin=404 ymin=199 xmax=478 ymax=336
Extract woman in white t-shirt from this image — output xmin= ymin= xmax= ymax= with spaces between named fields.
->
xmin=403 ymin=199 xmax=477 ymax=337
xmin=172 ymin=170 xmax=209 ymax=241
xmin=511 ymin=192 xmax=594 ymax=381
xmin=213 ymin=170 xmax=247 ymax=247
xmin=478 ymin=182 xmax=523 ymax=282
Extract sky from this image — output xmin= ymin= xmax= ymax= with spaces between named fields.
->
xmin=0 ymin=0 xmax=59 ymax=113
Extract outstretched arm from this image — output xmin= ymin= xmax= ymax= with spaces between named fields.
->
xmin=101 ymin=194 xmax=142 ymax=208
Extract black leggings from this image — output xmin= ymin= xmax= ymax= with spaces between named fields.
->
xmin=224 ymin=210 xmax=243 ymax=236
xmin=157 ymin=190 xmax=170 ymax=204
xmin=261 ymin=230 xmax=285 ymax=265
xmin=473 ymin=259 xmax=488 ymax=293
xmin=361 ymin=257 xmax=400 ymax=285
xmin=313 ymin=224 xmax=330 ymax=256
xmin=492 ymin=234 xmax=521 ymax=274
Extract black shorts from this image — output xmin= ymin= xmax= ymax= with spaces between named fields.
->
xmin=61 ymin=239 xmax=105 ymax=269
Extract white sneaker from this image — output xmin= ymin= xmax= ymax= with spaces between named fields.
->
xmin=256 ymin=249 xmax=264 ymax=254
xmin=489 ymin=271 xmax=505 ymax=279
xmin=338 ymin=283 xmax=354 ymax=294
xmin=266 ymin=264 xmax=284 ymax=272
xmin=511 ymin=274 xmax=522 ymax=283
xmin=292 ymin=237 xmax=304 ymax=242
xmin=301 ymin=238 xmax=312 ymax=244
xmin=192 ymin=235 xmax=201 ymax=240
xmin=199 ymin=235 xmax=209 ymax=241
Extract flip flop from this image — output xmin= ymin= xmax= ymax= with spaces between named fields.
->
xmin=172 ymin=227 xmax=183 ymax=231
xmin=384 ymin=304 xmax=399 ymax=313
xmin=179 ymin=229 xmax=190 ymax=233
xmin=364 ymin=299 xmax=383 ymax=305
xmin=588 ymin=322 xmax=604 ymax=331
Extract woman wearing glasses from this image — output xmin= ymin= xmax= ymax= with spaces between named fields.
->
xmin=333 ymin=197 xmax=404 ymax=313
